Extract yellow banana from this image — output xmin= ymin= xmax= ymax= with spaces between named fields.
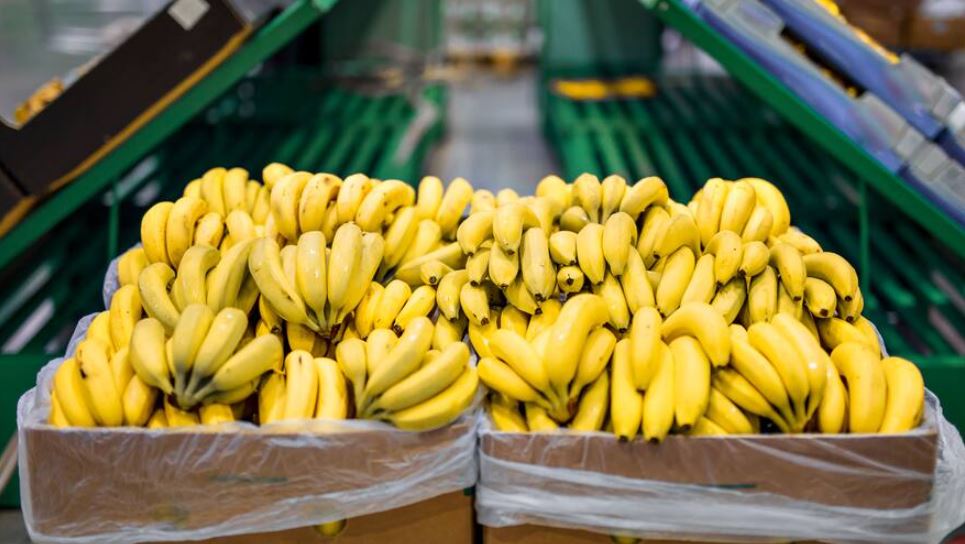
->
xmin=599 ymin=175 xmax=627 ymax=222
xmin=194 ymin=335 xmax=283 ymax=400
xmin=747 ymin=266 xmax=778 ymax=324
xmin=602 ymin=212 xmax=636 ymax=275
xmin=705 ymin=230 xmax=742 ymax=286
xmin=642 ymin=341 xmax=675 ymax=442
xmin=548 ymin=231 xmax=578 ymax=266
xmin=471 ymin=189 xmax=497 ymax=215
xmin=314 ymin=357 xmax=349 ymax=420
xmin=710 ymin=277 xmax=746 ymax=324
xmin=769 ymin=243 xmax=805 ymax=300
xmin=729 ymin=330 xmax=794 ymax=424
xmin=817 ymin=317 xmax=880 ymax=357
xmin=250 ymin=184 xmax=272 ymax=224
xmin=706 ymin=388 xmax=754 ymax=434
xmin=334 ymin=338 xmax=367 ymax=411
xmin=743 ymin=178 xmax=790 ymax=236
xmin=655 ymin=247 xmax=696 ymax=317
xmin=493 ymin=201 xmax=539 ymax=255
xmin=521 ymin=227 xmax=555 ymax=300
xmin=546 ymin=294 xmax=609 ymax=398
xmin=383 ymin=366 xmax=478 ymax=430
xmin=718 ymin=180 xmax=756 ymax=234
xmin=108 ymin=284 xmax=141 ymax=351
xmin=184 ymin=307 xmax=248 ymax=394
xmin=122 ymin=374 xmax=157 ymax=426
xmin=352 ymin=283 xmax=383 ymax=339
xmin=52 ymin=358 xmax=97 ymax=427
xmin=258 ymin=371 xmax=287 ymax=425
xmin=741 ymin=205 xmax=773 ymax=243
xmin=400 ymin=219 xmax=442 ymax=265
xmin=572 ymin=173 xmax=602 ymax=222
xmin=739 ymin=241 xmax=769 ymax=277
xmin=559 ymin=206 xmax=590 ymax=233
xmin=141 ymin=201 xmax=174 ymax=264
xmin=435 ymin=177 xmax=474 ymax=239
xmin=205 ymin=239 xmax=253 ymax=312
xmin=294 ymin=173 xmax=337 ymax=233
xmin=433 ymin=314 xmax=467 ymax=351
xmin=248 ymin=237 xmax=315 ymax=330
xmin=117 ymin=247 xmax=148 ymax=287
xmin=817 ymin=361 xmax=847 ymax=433
xmin=489 ymin=394 xmax=527 ymax=431
xmin=694 ymin=178 xmax=729 ymax=246
xmin=570 ymin=327 xmax=616 ymax=398
xmin=200 ymin=167 xmax=227 ymax=216
xmin=374 ymin=280 xmax=411 ymax=330
xmin=360 ymin=317 xmax=434 ymax=408
xmin=164 ymin=397 xmax=199 ymax=427
xmin=777 ymin=228 xmax=822 ymax=255
xmin=194 ymin=212 xmax=225 ymax=248
xmin=489 ymin=243 xmax=519 ymax=289
xmin=87 ymin=311 xmax=114 ymax=352
xmin=294 ymin=231 xmax=327 ymax=323
xmin=803 ymin=277 xmax=837 ymax=318
xmin=282 ymin=351 xmax=319 ymax=421
xmin=713 ymin=368 xmax=790 ymax=433
xmin=610 ymin=339 xmax=642 ymax=440
xmin=802 ymin=252 xmax=857 ymax=302
xmin=355 ymin=179 xmax=415 ymax=232
xmin=129 ymin=318 xmax=174 ymax=395
xmin=669 ymin=336 xmax=711 ymax=430
xmin=75 ymin=339 xmax=124 ymax=426
xmin=479 ymin=357 xmax=549 ymax=406
xmin=773 ymin=313 xmax=829 ymax=424
xmin=460 ymin=283 xmax=491 ymax=326
xmin=415 ymin=176 xmax=444 ymax=219
xmin=619 ymin=176 xmax=668 ymax=220
xmin=456 ymin=209 xmax=495 ymax=256
xmin=879 ymin=357 xmax=924 ymax=433
xmin=749 ymin=322 xmax=808 ymax=421
xmin=170 ymin=304 xmax=215 ymax=403
xmin=681 ymin=253 xmax=716 ymax=305
xmin=831 ymin=343 xmax=886 ymax=433
xmin=576 ymin=223 xmax=605 ymax=285
xmin=653 ymin=214 xmax=700 ymax=261
xmin=570 ymin=371 xmax=609 ymax=432
xmin=436 ymin=269 xmax=469 ymax=321
xmin=524 ymin=402 xmax=559 ymax=431
xmin=557 ymin=266 xmax=585 ymax=295
xmin=499 ymin=306 xmax=530 ymax=338
xmin=172 ymin=245 xmax=219 ymax=312
xmin=592 ymin=272 xmax=630 ymax=332
xmin=382 ymin=207 xmax=420 ymax=271
xmin=368 ymin=342 xmax=469 ymax=414
xmin=334 ymin=173 xmax=371 ymax=226
xmin=165 ymin=197 xmax=209 ymax=267
xmin=489 ymin=329 xmax=551 ymax=395
xmin=326 ymin=222 xmax=363 ymax=315
xmin=146 ymin=409 xmax=168 ymax=429
xmin=139 ymin=262 xmax=180 ymax=334
xmin=535 ymin=174 xmax=571 ymax=215
xmin=393 ymin=285 xmax=436 ymax=333
xmin=199 ymin=403 xmax=235 ymax=426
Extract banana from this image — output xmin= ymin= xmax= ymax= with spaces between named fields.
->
xmin=294 ymin=231 xmax=327 ymax=324
xmin=557 ymin=266 xmax=585 ymax=295
xmin=681 ymin=253 xmax=716 ymax=305
xmin=129 ymin=318 xmax=174 ymax=395
xmin=382 ymin=207 xmax=420 ymax=270
xmin=546 ymin=294 xmax=609 ymax=398
xmin=201 ymin=168 xmax=227 ymax=216
xmin=641 ymin=341 xmax=675 ymax=442
xmin=335 ymin=338 xmax=367 ymax=410
xmin=837 ymin=288 xmax=864 ymax=322
xmin=326 ymin=222 xmax=363 ymax=315
xmin=360 ymin=317 xmax=434 ymax=408
xmin=729 ymin=329 xmax=794 ymax=424
xmin=601 ymin=212 xmax=636 ymax=276
xmin=109 ymin=346 xmax=133 ymax=396
xmin=655 ymin=247 xmax=696 ymax=317
xmin=610 ymin=339 xmax=642 ymax=439
xmin=141 ymin=201 xmax=174 ymax=264
xmin=548 ymin=231 xmax=578 ymax=266
xmin=747 ymin=266 xmax=778 ymax=324
xmin=817 ymin=361 xmax=847 ymax=433
xmin=184 ymin=178 xmax=202 ymax=199
xmin=185 ymin=308 xmax=248 ymax=395
xmin=436 ymin=270 xmax=469 ymax=321
xmin=772 ymin=313 xmax=829 ymax=424
xmin=415 ymin=176 xmax=444 ymax=219
xmin=817 ymin=317 xmax=880 ymax=357
xmin=879 ymin=357 xmax=924 ymax=433
xmin=466 ymin=246 xmax=491 ymax=286
xmin=572 ymin=173 xmax=602 ymax=222
xmin=118 ymin=247 xmax=149 ymax=287
xmin=394 ymin=285 xmax=436 ymax=333
xmin=460 ymin=283 xmax=492 ymax=326
xmin=743 ymin=178 xmax=790 ymax=236
xmin=626 ymin=307 xmax=661 ymax=391
xmin=739 ymin=241 xmax=769 ymax=278
xmin=704 ymin=231 xmax=742 ymax=286
xmin=368 ymin=342 xmax=469 ymax=415
xmin=705 ymin=388 xmax=754 ymax=434
xmin=139 ymin=262 xmax=181 ymax=334
xmin=769 ymin=243 xmax=805 ymax=300
xmin=146 ymin=409 xmax=168 ymax=429
xmin=199 ymin=403 xmax=235 ymax=426
xmin=853 ymin=316 xmax=880 ymax=349
xmin=525 ymin=298 xmax=560 ymax=341
xmin=315 ymin=357 xmax=349 ymax=419
xmin=223 ymin=168 xmax=249 ymax=213
xmin=592 ymin=273 xmax=630 ymax=332
xmin=570 ymin=327 xmax=616 ymax=398
xmin=286 ymin=321 xmax=318 ymax=353
xmin=170 ymin=304 xmax=215 ymax=403
xmin=479 ymin=357 xmax=549 ymax=407
xmin=205 ymin=239 xmax=253 ymax=312
xmin=535 ymin=175 xmax=571 ymax=214
xmin=87 ymin=311 xmax=114 ymax=352
xmin=194 ymin=212 xmax=225 ymax=248
xmin=353 ymin=283 xmax=383 ymax=339
xmin=800 ymin=306 xmax=820 ymax=339
xmin=383 ymin=366 xmax=478 ymax=431
xmin=777 ymin=281 xmax=802 ymax=319
xmin=75 ymin=339 xmax=124 ymax=426
xmin=471 ymin=189 xmax=497 ymax=214
xmin=803 ymin=277 xmax=836 ymax=318
xmin=434 ymin=314 xmax=467 ymax=351
xmin=400 ymin=219 xmax=442 ymax=266
xmin=521 ymin=228 xmax=554 ymax=300
xmin=497 ymin=188 xmax=519 ymax=207
xmin=258 ymin=372 xmax=287 ymax=424
xmin=688 ymin=417 xmax=728 ymax=436
xmin=576 ymin=223 xmax=605 ymax=285
xmin=250 ymin=185 xmax=272 ymax=224
xmin=164 ymin=197 xmax=209 ymax=267
xmin=172 ymin=245 xmax=219 ymax=311
xmin=619 ymin=176 xmax=669 ymax=220
xmin=365 ymin=328 xmax=398 ymax=377
xmin=494 ymin=202 xmax=539 ymax=256
xmin=777 ymin=228 xmax=822 ymax=255
xmin=802 ymin=252 xmax=857 ymax=302
xmin=164 ymin=397 xmax=199 ymax=427
xmin=295 ymin=173 xmax=337 ymax=233
xmin=615 ymin=250 xmax=651 ymax=314
xmin=203 ymin=378 xmax=258 ymax=406
xmin=830 ymin=342 xmax=886 ymax=433
xmin=653 ymin=213 xmax=700 ymax=261
xmin=122 ymin=375 xmax=157 ymax=426
xmin=249 ymin=237 xmax=316 ymax=330
xmin=600 ymin=175 xmax=627 ymax=222
xmin=333 ymin=173 xmax=370 ymax=226
xmin=694 ymin=178 xmax=728 ymax=246
xmin=748 ymin=322 xmax=808 ymax=422
xmin=457 ymin=209 xmax=495 ymax=256
xmin=355 ymin=179 xmax=415 ymax=232
xmin=108 ymin=285 xmax=141 ymax=351
xmin=669 ymin=335 xmax=711 ymax=430
xmin=282 ymin=351 xmax=319 ymax=421
xmin=713 ymin=368 xmax=789 ymax=433
xmin=435 ymin=177 xmax=474 ymax=239
xmin=194 ymin=334 xmax=283 ymax=400
xmin=499 ymin=306 xmax=530 ymax=337
xmin=559 ymin=206 xmax=590 ymax=233
xmin=710 ymin=277 xmax=746 ymax=324
xmin=570 ymin=371 xmax=609 ymax=432
xmin=374 ymin=280 xmax=411 ymax=330
xmin=334 ymin=232 xmax=383 ymax=324
xmin=489 ymin=243 xmax=519 ymax=289
xmin=741 ymin=205 xmax=773 ymax=243
xmin=52 ymin=358 xmax=97 ymax=427
xmin=489 ymin=329 xmax=551 ymax=396
xmin=524 ymin=402 xmax=559 ymax=431
xmin=718 ymin=180 xmax=756 ymax=234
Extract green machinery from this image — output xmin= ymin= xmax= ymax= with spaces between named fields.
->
xmin=0 ymin=0 xmax=445 ymax=505
xmin=539 ymin=0 xmax=965 ymax=428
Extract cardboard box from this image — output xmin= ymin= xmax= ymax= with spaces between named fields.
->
xmin=20 ymin=417 xmax=475 ymax=542
xmin=907 ymin=15 xmax=965 ymax=51
xmin=185 ymin=491 xmax=473 ymax=544
xmin=836 ymin=0 xmax=921 ymax=47
xmin=484 ymin=525 xmax=756 ymax=544
xmin=478 ymin=411 xmax=939 ymax=543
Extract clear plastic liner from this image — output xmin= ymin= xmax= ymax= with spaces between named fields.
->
xmin=477 ymin=393 xmax=965 ymax=543
xmin=18 ymin=316 xmax=479 ymax=544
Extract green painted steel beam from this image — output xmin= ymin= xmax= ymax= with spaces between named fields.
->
xmin=0 ymin=0 xmax=339 ymax=273
xmin=640 ymin=0 xmax=965 ymax=259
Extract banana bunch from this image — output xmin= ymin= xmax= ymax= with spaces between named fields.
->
xmin=335 ymin=317 xmax=477 ymax=430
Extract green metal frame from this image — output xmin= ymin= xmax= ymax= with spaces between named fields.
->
xmin=640 ymin=0 xmax=965 ymax=262
xmin=0 ymin=0 xmax=339 ymax=272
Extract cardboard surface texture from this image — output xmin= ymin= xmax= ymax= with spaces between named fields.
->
xmin=22 ymin=418 xmax=473 ymax=540
xmin=184 ymin=492 xmax=473 ymax=544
